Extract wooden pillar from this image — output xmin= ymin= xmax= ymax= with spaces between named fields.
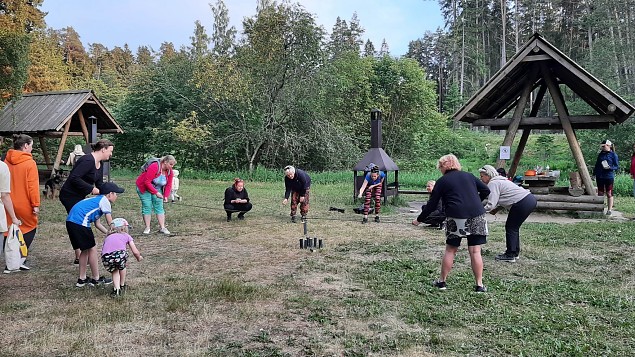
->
xmin=509 ymin=83 xmax=548 ymax=178
xmin=496 ymin=68 xmax=538 ymax=169
xmin=508 ymin=129 xmax=530 ymax=178
xmin=540 ymin=63 xmax=596 ymax=196
xmin=77 ymin=109 xmax=90 ymax=143
xmin=54 ymin=118 xmax=73 ymax=170
xmin=38 ymin=136 xmax=52 ymax=169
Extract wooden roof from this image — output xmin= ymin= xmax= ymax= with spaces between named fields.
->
xmin=0 ymin=89 xmax=123 ymax=136
xmin=454 ymin=33 xmax=635 ymax=130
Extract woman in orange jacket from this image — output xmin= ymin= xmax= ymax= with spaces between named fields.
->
xmin=4 ymin=134 xmax=40 ymax=269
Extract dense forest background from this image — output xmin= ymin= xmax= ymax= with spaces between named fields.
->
xmin=1 ymin=0 xmax=634 ymax=173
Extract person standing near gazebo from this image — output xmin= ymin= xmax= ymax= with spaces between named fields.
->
xmin=593 ymin=140 xmax=619 ymax=215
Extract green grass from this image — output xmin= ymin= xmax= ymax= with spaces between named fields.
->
xmin=2 ymin=175 xmax=635 ymax=356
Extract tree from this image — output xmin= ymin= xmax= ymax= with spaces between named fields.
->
xmin=210 ymin=0 xmax=236 ymax=57
xmin=189 ymin=20 xmax=210 ymax=60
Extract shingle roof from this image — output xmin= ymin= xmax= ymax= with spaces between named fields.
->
xmin=0 ymin=89 xmax=122 ymax=135
xmin=454 ymin=33 xmax=635 ymax=130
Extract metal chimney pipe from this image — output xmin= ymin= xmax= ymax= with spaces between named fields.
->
xmin=370 ymin=109 xmax=382 ymax=148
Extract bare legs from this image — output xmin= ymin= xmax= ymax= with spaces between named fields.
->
xmin=143 ymin=213 xmax=167 ymax=231
xmin=438 ymin=244 xmax=484 ymax=287
xmin=78 ymin=247 xmax=100 ymax=280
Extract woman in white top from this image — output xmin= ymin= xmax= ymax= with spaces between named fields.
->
xmin=479 ymin=165 xmax=537 ymax=263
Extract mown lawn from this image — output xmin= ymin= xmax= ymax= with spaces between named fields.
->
xmin=1 ymin=176 xmax=635 ymax=356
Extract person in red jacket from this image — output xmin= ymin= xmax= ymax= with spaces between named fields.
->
xmin=135 ymin=155 xmax=176 ymax=235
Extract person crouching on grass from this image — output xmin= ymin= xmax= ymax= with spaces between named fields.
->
xmin=357 ymin=165 xmax=385 ymax=223
xmin=102 ymin=218 xmax=143 ymax=298
xmin=66 ymin=182 xmax=125 ymax=287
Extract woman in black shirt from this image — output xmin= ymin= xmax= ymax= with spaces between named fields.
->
xmin=224 ymin=178 xmax=252 ymax=221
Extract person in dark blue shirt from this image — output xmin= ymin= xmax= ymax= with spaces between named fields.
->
xmin=282 ymin=166 xmax=311 ymax=223
xmin=412 ymin=154 xmax=490 ymax=293
xmin=593 ymin=139 xmax=619 ymax=215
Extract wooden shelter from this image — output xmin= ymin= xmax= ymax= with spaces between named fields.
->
xmin=454 ymin=33 xmax=635 ymax=212
xmin=0 ymin=90 xmax=123 ymax=175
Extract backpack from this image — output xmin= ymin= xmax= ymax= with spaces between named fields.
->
xmin=140 ymin=157 xmax=161 ymax=173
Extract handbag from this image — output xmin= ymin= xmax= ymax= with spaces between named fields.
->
xmin=4 ymin=224 xmax=26 ymax=271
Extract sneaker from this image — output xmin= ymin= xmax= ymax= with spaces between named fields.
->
xmin=432 ymin=280 xmax=447 ymax=290
xmin=226 ymin=216 xmax=232 ymax=222
xmin=19 ymin=265 xmax=30 ymax=271
xmin=495 ymin=253 xmax=517 ymax=263
xmin=362 ymin=217 xmax=368 ymax=224
xmin=73 ymin=258 xmax=79 ymax=265
xmin=3 ymin=269 xmax=16 ymax=274
xmin=110 ymin=288 xmax=121 ymax=298
xmin=474 ymin=285 xmax=487 ymax=293
xmin=143 ymin=227 xmax=151 ymax=234
xmin=76 ymin=278 xmax=89 ymax=287
xmin=89 ymin=276 xmax=113 ymax=286
xmin=291 ymin=216 xmax=297 ymax=223
xmin=374 ymin=216 xmax=380 ymax=223
xmin=159 ymin=227 xmax=171 ymax=235
xmin=237 ymin=213 xmax=245 ymax=220
xmin=120 ymin=284 xmax=127 ymax=295
xmin=606 ymin=210 xmax=612 ymax=215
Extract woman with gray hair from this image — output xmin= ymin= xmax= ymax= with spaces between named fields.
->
xmin=479 ymin=165 xmax=537 ymax=263
xmin=282 ymin=165 xmax=311 ymax=223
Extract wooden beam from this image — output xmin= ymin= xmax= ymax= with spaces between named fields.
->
xmin=535 ymin=194 xmax=604 ymax=204
xmin=540 ymin=63 xmax=596 ymax=196
xmin=535 ymin=201 xmax=604 ymax=211
xmin=38 ymin=136 xmax=52 ymax=170
xmin=521 ymin=54 xmax=551 ymax=62
xmin=78 ymin=109 xmax=90 ymax=143
xmin=496 ymin=67 xmax=538 ymax=168
xmin=54 ymin=116 xmax=73 ymax=170
xmin=472 ymin=115 xmax=616 ymax=127
xmin=508 ymin=129 xmax=530 ymax=178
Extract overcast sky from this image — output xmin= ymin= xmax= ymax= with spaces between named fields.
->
xmin=41 ymin=0 xmax=444 ymax=56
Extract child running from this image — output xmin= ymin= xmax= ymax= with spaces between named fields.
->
xmin=101 ymin=218 xmax=143 ymax=297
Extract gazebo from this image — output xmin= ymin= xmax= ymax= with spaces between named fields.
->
xmin=454 ymin=33 xmax=635 ymax=211
xmin=0 ymin=89 xmax=123 ymax=180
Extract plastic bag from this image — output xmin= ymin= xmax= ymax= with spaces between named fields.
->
xmin=4 ymin=224 xmax=26 ymax=271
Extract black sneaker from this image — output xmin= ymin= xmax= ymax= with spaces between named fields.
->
xmin=89 ymin=276 xmax=113 ymax=286
xmin=495 ymin=253 xmax=517 ymax=263
xmin=432 ymin=280 xmax=447 ymax=290
xmin=291 ymin=216 xmax=296 ymax=223
xmin=120 ymin=284 xmax=127 ymax=295
xmin=73 ymin=258 xmax=79 ymax=265
xmin=374 ymin=216 xmax=380 ymax=223
xmin=110 ymin=288 xmax=121 ymax=298
xmin=76 ymin=278 xmax=89 ymax=287
xmin=474 ymin=285 xmax=487 ymax=293
xmin=237 ymin=213 xmax=245 ymax=220
xmin=226 ymin=216 xmax=232 ymax=222
xmin=362 ymin=217 xmax=368 ymax=224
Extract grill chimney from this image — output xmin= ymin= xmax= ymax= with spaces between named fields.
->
xmin=370 ymin=108 xmax=382 ymax=148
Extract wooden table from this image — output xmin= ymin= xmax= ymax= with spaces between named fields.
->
xmin=523 ymin=175 xmax=557 ymax=194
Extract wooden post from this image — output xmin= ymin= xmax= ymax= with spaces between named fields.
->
xmin=509 ymin=83 xmax=548 ymax=178
xmin=496 ymin=68 xmax=538 ymax=168
xmin=54 ymin=118 xmax=73 ymax=170
xmin=38 ymin=136 xmax=52 ymax=169
xmin=77 ymin=109 xmax=90 ymax=143
xmin=540 ymin=63 xmax=596 ymax=196
xmin=508 ymin=129 xmax=530 ymax=178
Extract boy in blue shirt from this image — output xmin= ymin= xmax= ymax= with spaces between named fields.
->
xmin=66 ymin=182 xmax=124 ymax=287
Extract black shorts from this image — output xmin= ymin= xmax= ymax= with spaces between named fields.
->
xmin=66 ymin=221 xmax=96 ymax=251
xmin=446 ymin=234 xmax=487 ymax=247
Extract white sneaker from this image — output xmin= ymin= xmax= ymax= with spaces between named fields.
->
xmin=143 ymin=227 xmax=151 ymax=234
xmin=3 ymin=269 xmax=15 ymax=274
xmin=159 ymin=227 xmax=171 ymax=235
xmin=19 ymin=265 xmax=30 ymax=271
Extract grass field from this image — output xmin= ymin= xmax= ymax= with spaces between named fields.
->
xmin=1 ymin=176 xmax=635 ymax=356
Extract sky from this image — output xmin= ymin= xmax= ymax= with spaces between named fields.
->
xmin=40 ymin=0 xmax=445 ymax=57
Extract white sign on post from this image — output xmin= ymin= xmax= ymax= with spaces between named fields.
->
xmin=499 ymin=146 xmax=511 ymax=160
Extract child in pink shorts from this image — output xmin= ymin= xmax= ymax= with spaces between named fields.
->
xmin=101 ymin=218 xmax=143 ymax=297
